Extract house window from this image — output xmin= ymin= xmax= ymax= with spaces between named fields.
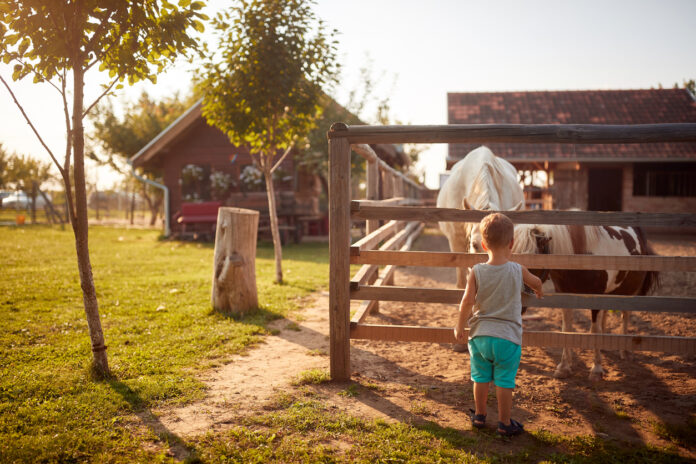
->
xmin=181 ymin=164 xmax=211 ymax=201
xmin=633 ymin=162 xmax=696 ymax=197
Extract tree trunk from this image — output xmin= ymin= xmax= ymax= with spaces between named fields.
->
xmin=130 ymin=186 xmax=135 ymax=225
xmin=150 ymin=196 xmax=161 ymax=226
xmin=142 ymin=185 xmax=160 ymax=226
xmin=30 ymin=181 xmax=37 ymax=224
xmin=95 ymin=186 xmax=100 ymax=220
xmin=263 ymin=163 xmax=283 ymax=284
xmin=211 ymin=207 xmax=259 ymax=314
xmin=71 ymin=64 xmax=109 ymax=377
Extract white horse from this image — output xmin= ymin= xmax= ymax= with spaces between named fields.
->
xmin=512 ymin=223 xmax=660 ymax=381
xmin=437 ymin=146 xmax=525 ymax=288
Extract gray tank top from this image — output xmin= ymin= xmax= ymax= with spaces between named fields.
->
xmin=468 ymin=261 xmax=523 ymax=345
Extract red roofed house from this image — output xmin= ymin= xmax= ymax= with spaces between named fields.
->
xmin=130 ymin=99 xmax=408 ymax=238
xmin=447 ymin=89 xmax=696 ymax=213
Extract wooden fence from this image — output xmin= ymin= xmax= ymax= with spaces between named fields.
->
xmin=327 ymin=123 xmax=696 ymax=381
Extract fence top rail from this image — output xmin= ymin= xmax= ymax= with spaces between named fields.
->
xmin=350 ymin=202 xmax=696 ymax=228
xmin=328 ymin=122 xmax=696 ymax=144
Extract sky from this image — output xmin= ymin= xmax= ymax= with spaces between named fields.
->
xmin=1 ymin=0 xmax=695 ymax=189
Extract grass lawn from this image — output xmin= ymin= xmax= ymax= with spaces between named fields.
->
xmin=1 ymin=225 xmax=689 ymax=463
xmin=1 ymin=225 xmax=331 ymax=462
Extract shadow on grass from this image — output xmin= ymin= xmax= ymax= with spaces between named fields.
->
xmin=106 ymin=378 xmax=195 ymax=461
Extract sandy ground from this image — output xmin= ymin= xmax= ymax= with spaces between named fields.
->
xmin=151 ymin=229 xmax=696 ymax=457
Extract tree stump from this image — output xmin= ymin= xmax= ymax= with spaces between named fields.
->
xmin=212 ymin=207 xmax=259 ymax=315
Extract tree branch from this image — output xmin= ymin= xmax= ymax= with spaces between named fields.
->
xmin=1 ymin=45 xmax=64 ymax=96
xmin=82 ymin=78 xmax=118 ymax=118
xmin=271 ymin=144 xmax=294 ymax=173
xmin=0 ymin=74 xmax=64 ymax=175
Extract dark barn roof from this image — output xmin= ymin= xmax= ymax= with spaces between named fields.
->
xmin=447 ymin=89 xmax=696 ymax=163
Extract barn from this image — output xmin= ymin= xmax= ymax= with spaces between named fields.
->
xmin=447 ymin=89 xmax=696 ymax=213
xmin=130 ymin=99 xmax=408 ymax=238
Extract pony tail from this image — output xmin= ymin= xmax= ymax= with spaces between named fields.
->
xmin=635 ymin=227 xmax=661 ymax=295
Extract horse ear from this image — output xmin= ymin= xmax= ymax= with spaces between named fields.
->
xmin=463 ymin=198 xmax=472 ymax=210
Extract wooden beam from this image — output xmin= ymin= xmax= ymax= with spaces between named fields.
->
xmin=350 ymin=285 xmax=696 ymax=314
xmin=350 ymin=250 xmax=696 ymax=272
xmin=328 ymin=123 xmax=696 ymax=145
xmin=350 ymin=203 xmax=696 ymax=228
xmin=366 ymin=160 xmax=379 ymax=234
xmin=351 ymin=220 xmax=401 ymax=253
xmin=329 ymin=136 xmax=351 ymax=381
xmin=349 ymin=324 xmax=696 ymax=354
xmin=351 ymin=264 xmax=380 ymax=287
xmin=378 ymin=221 xmax=421 ymax=253
xmin=351 ymin=222 xmax=422 ymax=286
xmin=351 ymin=224 xmax=425 ymax=323
xmin=358 ymin=197 xmax=425 ymax=206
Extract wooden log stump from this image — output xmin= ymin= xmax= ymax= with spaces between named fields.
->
xmin=212 ymin=207 xmax=259 ymax=315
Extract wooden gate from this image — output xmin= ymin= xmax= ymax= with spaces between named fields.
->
xmin=328 ymin=123 xmax=696 ymax=381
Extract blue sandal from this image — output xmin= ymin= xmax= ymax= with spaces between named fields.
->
xmin=497 ymin=419 xmax=524 ymax=437
xmin=469 ymin=409 xmax=486 ymax=429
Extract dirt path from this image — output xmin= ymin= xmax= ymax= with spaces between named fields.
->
xmin=154 ymin=230 xmax=696 ymax=457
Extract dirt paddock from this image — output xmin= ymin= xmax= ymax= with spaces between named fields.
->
xmin=156 ymin=228 xmax=696 ymax=457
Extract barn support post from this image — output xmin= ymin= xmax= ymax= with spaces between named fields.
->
xmin=329 ymin=127 xmax=352 ymax=381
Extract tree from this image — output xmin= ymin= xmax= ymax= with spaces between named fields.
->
xmin=302 ymin=62 xmax=425 ymax=196
xmin=197 ymin=0 xmax=339 ymax=284
xmin=0 ymin=1 xmax=207 ymax=377
xmin=89 ymin=91 xmax=196 ymax=225
xmin=5 ymin=152 xmax=54 ymax=222
xmin=0 ymin=143 xmax=9 ymax=188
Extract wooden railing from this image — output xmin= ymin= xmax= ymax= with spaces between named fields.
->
xmin=327 ymin=123 xmax=696 ymax=381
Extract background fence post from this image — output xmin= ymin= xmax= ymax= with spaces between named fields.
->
xmin=329 ymin=132 xmax=351 ymax=381
xmin=366 ymin=160 xmax=379 ymax=234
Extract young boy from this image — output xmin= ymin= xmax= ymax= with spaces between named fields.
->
xmin=454 ymin=213 xmax=543 ymax=436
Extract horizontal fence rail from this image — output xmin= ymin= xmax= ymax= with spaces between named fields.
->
xmin=351 ymin=250 xmax=696 ymax=272
xmin=349 ymin=325 xmax=696 ymax=354
xmin=350 ymin=285 xmax=696 ymax=314
xmin=329 ymin=122 xmax=696 ymax=144
xmin=351 ymin=202 xmax=696 ymax=228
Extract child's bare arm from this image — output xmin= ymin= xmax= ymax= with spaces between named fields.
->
xmin=521 ymin=266 xmax=544 ymax=298
xmin=454 ymin=270 xmax=477 ymax=342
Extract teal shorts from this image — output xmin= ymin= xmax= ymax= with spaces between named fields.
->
xmin=468 ymin=336 xmax=521 ymax=389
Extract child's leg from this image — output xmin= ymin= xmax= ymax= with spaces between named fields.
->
xmin=473 ymin=382 xmax=489 ymax=416
xmin=495 ymin=386 xmax=513 ymax=425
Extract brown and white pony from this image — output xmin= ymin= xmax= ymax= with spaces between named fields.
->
xmin=437 ymin=146 xmax=524 ymax=288
xmin=510 ymin=223 xmax=660 ymax=381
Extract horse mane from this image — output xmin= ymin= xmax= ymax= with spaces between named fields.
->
xmin=513 ymin=223 xmax=573 ymax=255
xmin=466 ymin=163 xmax=502 ymax=211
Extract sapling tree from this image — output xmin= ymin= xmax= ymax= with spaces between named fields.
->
xmin=0 ymin=1 xmax=207 ymax=377
xmin=197 ymin=0 xmax=339 ymax=284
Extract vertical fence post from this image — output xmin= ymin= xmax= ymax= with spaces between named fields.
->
xmin=329 ymin=128 xmax=351 ymax=381
xmin=366 ymin=160 xmax=379 ymax=234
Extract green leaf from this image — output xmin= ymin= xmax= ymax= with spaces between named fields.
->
xmin=178 ymin=0 xmax=191 ymax=7
xmin=18 ymin=37 xmax=30 ymax=55
xmin=193 ymin=20 xmax=204 ymax=33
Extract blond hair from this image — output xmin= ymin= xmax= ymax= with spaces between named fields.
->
xmin=480 ymin=213 xmax=514 ymax=249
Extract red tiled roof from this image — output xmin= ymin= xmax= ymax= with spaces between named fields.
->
xmin=447 ymin=89 xmax=696 ymax=163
